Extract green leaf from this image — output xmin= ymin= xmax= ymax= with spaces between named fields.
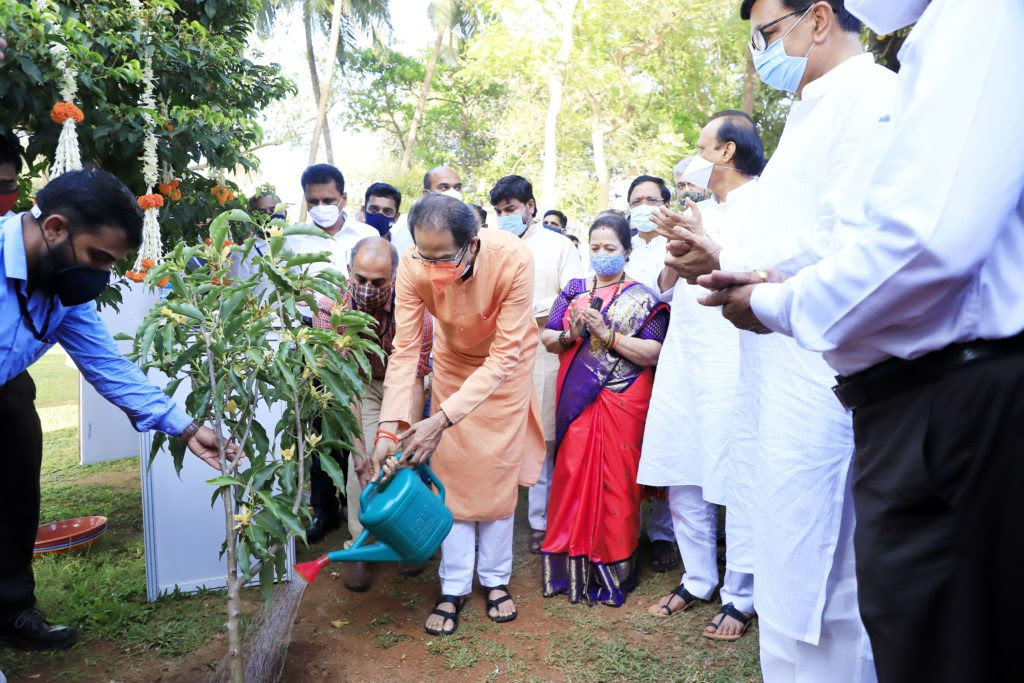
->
xmin=282 ymin=224 xmax=329 ymax=238
xmin=206 ymin=475 xmax=243 ymax=487
xmin=316 ymin=448 xmax=347 ymax=492
xmin=285 ymin=251 xmax=331 ymax=268
xmin=168 ymin=302 xmax=204 ymax=321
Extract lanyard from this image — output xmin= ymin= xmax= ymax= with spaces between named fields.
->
xmin=14 ymin=281 xmax=56 ymax=342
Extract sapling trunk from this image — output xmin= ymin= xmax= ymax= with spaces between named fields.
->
xmin=203 ymin=328 xmax=245 ymax=683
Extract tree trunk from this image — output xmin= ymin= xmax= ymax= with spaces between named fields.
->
xmin=222 ymin=489 xmax=244 ymax=683
xmin=302 ymin=0 xmax=343 ymax=221
xmin=304 ymin=2 xmax=335 ymax=165
xmin=741 ymin=52 xmax=757 ymax=116
xmin=591 ymin=115 xmax=609 ymax=212
xmin=539 ymin=0 xmax=578 ymax=208
xmin=400 ymin=28 xmax=445 ymax=173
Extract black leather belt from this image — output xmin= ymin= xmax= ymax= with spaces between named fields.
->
xmin=833 ymin=329 xmax=1024 ymax=411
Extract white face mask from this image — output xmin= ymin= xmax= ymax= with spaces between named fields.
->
xmin=681 ymin=155 xmax=716 ymax=191
xmin=629 ymin=204 xmax=656 ymax=233
xmin=308 ymin=204 xmax=340 ymax=228
xmin=440 ymin=188 xmax=463 ymax=201
xmin=845 ymin=0 xmax=929 ymax=34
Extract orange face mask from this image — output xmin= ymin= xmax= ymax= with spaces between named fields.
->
xmin=423 ymin=261 xmax=462 ymax=296
xmin=421 ymin=241 xmax=473 ymax=295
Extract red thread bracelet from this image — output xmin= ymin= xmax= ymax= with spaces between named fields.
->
xmin=375 ymin=429 xmax=399 ymax=444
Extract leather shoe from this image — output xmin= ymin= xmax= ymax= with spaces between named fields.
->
xmin=343 ymin=561 xmax=371 ymax=592
xmin=0 ymin=609 xmax=78 ymax=651
xmin=306 ymin=514 xmax=341 ymax=544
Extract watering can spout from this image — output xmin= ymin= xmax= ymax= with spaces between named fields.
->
xmin=326 ymin=540 xmax=402 ymax=564
xmin=294 ymin=555 xmax=330 ymax=584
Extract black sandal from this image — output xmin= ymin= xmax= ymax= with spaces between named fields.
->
xmin=648 ymin=584 xmax=703 ymax=618
xmin=481 ymin=584 xmax=518 ymax=623
xmin=703 ymin=602 xmax=755 ymax=641
xmin=424 ymin=594 xmax=465 ymax=636
xmin=528 ymin=528 xmax=545 ymax=555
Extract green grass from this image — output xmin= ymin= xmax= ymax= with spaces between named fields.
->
xmin=29 ymin=348 xmax=80 ymax=409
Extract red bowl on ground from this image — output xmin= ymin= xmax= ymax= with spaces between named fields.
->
xmin=34 ymin=516 xmax=108 ymax=555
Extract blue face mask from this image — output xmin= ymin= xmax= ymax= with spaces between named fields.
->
xmin=590 ymin=251 xmax=626 ymax=278
xmin=364 ymin=211 xmax=394 ymax=236
xmin=750 ymin=7 xmax=814 ymax=93
xmin=497 ymin=213 xmax=529 ymax=237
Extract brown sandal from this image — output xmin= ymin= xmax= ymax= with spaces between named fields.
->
xmin=528 ymin=528 xmax=545 ymax=554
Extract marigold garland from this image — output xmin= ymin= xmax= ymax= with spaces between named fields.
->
xmin=137 ymin=194 xmax=164 ymax=210
xmin=125 ymin=270 xmax=147 ymax=283
xmin=50 ymin=101 xmax=84 ymax=124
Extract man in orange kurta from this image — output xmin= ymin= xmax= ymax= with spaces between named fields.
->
xmin=370 ymin=194 xmax=544 ymax=634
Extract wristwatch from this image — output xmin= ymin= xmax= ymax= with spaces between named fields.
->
xmin=177 ymin=420 xmax=201 ymax=445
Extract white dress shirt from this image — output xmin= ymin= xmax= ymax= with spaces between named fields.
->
xmin=752 ymin=0 xmax=1024 ymax=376
xmin=522 ymin=222 xmax=584 ymax=440
xmin=627 ymin=233 xmax=673 ymax=302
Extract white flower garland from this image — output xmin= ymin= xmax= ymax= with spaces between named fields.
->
xmin=132 ymin=37 xmax=163 ymax=272
xmin=48 ymin=39 xmax=83 ymax=178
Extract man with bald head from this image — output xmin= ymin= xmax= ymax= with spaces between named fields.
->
xmin=389 ymin=166 xmax=465 ymax=256
xmin=313 ymin=236 xmax=433 ymax=591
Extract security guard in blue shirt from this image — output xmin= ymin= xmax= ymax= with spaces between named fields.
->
xmin=0 ymin=166 xmax=235 ymax=651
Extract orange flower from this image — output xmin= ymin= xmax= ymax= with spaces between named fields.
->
xmin=51 ymin=102 xmax=85 ymax=124
xmin=169 ymin=188 xmax=182 ymax=201
xmin=204 ymin=237 xmax=212 ymax=246
xmin=165 ymin=123 xmax=174 ymax=131
xmin=210 ymin=184 xmax=234 ymax=206
xmin=125 ymin=270 xmax=146 ymax=283
xmin=158 ymin=182 xmax=173 ymax=196
xmin=140 ymin=259 xmax=155 ymax=270
xmin=171 ymin=179 xmax=180 ymax=188
xmin=157 ymin=276 xmax=170 ymax=287
xmin=137 ymin=194 xmax=164 ymax=210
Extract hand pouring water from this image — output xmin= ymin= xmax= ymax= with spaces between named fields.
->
xmin=294 ymin=452 xmax=453 ymax=583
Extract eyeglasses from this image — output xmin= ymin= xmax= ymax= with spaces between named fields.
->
xmin=750 ymin=4 xmax=812 ymax=52
xmin=628 ymin=197 xmax=667 ymax=209
xmin=366 ymin=205 xmax=397 ymax=218
xmin=411 ymin=241 xmax=469 ymax=264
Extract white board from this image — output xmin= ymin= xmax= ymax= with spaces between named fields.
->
xmin=141 ymin=371 xmax=295 ymax=602
xmin=79 ymin=282 xmax=162 ymax=464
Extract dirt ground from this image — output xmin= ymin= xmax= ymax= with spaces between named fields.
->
xmin=276 ymin=496 xmax=761 ymax=683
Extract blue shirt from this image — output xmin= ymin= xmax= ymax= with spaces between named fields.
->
xmin=1 ymin=212 xmax=191 ymax=435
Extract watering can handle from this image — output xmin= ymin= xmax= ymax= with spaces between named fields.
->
xmin=360 ymin=451 xmax=446 ymax=504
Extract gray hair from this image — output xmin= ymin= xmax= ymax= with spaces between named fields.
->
xmin=408 ymin=193 xmax=478 ymax=248
xmin=351 ymin=236 xmax=399 ymax=272
xmin=673 ymin=157 xmax=693 ymax=178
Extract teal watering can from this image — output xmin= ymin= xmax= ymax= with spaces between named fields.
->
xmin=294 ymin=452 xmax=452 ymax=583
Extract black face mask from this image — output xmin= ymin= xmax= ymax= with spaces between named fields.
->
xmin=678 ymin=190 xmax=709 ymax=206
xmin=39 ymin=220 xmax=111 ymax=306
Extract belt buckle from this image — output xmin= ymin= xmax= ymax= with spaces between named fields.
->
xmin=832 ymin=384 xmax=852 ymax=412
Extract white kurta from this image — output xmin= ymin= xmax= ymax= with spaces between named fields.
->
xmin=522 ymin=223 xmax=583 ymax=439
xmin=636 ymin=179 xmax=757 ymax=505
xmin=627 ymin=233 xmax=673 ymax=302
xmin=725 ymin=53 xmax=897 ymax=647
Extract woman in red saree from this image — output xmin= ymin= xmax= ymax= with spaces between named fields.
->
xmin=538 ymin=214 xmax=669 ymax=606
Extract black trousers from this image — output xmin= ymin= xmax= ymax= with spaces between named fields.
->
xmin=0 ymin=372 xmax=43 ymax=622
xmin=852 ymin=352 xmax=1024 ymax=682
